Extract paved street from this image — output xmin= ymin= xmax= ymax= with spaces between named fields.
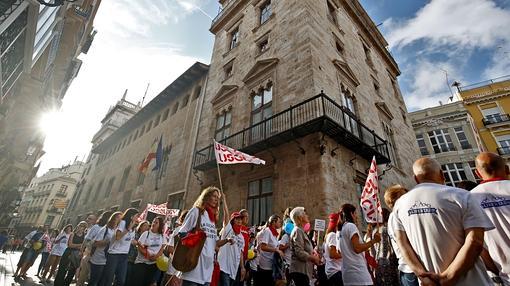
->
xmin=1 ymin=251 xmax=48 ymax=286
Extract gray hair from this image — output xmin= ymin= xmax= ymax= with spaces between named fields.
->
xmin=289 ymin=207 xmax=306 ymax=225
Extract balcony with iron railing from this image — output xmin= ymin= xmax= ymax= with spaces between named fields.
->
xmin=482 ymin=114 xmax=510 ymax=127
xmin=210 ymin=0 xmax=245 ymax=32
xmin=497 ymin=146 xmax=510 ymax=156
xmin=193 ymin=93 xmax=390 ymax=170
xmin=0 ymin=0 xmax=24 ymax=26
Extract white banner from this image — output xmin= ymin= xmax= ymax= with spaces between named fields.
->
xmin=360 ymin=156 xmax=383 ymax=223
xmin=214 ymin=140 xmax=265 ymax=165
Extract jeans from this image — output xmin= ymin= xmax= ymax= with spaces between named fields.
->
xmin=38 ymin=252 xmax=50 ymax=274
xmin=220 ymin=271 xmax=235 ymax=286
xmin=182 ymin=280 xmax=210 ymax=286
xmin=289 ymin=272 xmax=309 ymax=286
xmin=101 ymin=253 xmax=128 ymax=286
xmin=89 ymin=263 xmax=105 ymax=286
xmin=328 ymin=271 xmax=343 ymax=286
xmin=400 ymin=272 xmax=418 ymax=286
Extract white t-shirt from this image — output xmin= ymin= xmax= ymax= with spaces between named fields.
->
xmin=135 ymin=230 xmax=165 ymax=264
xmin=324 ymin=232 xmax=342 ymax=279
xmin=218 ymin=223 xmax=245 ymax=279
xmin=109 ymin=220 xmax=135 ymax=254
xmin=167 ymin=228 xmax=180 ymax=276
xmin=279 ymin=233 xmax=292 ymax=265
xmin=258 ymin=227 xmax=278 ymax=270
xmin=387 ymin=213 xmax=413 ymax=274
xmin=85 ymin=224 xmax=102 ymax=241
xmin=90 ymin=227 xmax=114 ymax=265
xmin=179 ymin=207 xmax=219 ymax=284
xmin=471 ymin=180 xmax=510 ymax=285
xmin=391 ymin=183 xmax=494 ymax=286
xmin=50 ymin=232 xmax=69 ymax=256
xmin=337 ymin=223 xmax=372 ymax=285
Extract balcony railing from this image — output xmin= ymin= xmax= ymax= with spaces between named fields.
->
xmin=497 ymin=146 xmax=510 ymax=156
xmin=211 ymin=0 xmax=240 ymax=28
xmin=0 ymin=0 xmax=24 ymax=26
xmin=482 ymin=114 xmax=510 ymax=126
xmin=194 ymin=93 xmax=390 ymax=170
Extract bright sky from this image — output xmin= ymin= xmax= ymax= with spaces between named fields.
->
xmin=38 ymin=0 xmax=510 ymax=174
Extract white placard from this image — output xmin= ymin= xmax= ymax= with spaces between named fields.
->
xmin=314 ymin=219 xmax=326 ymax=231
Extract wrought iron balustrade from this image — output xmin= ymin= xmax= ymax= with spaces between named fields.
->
xmin=194 ymin=93 xmax=390 ymax=170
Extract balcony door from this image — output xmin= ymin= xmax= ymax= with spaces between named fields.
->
xmin=496 ymin=135 xmax=510 ymax=155
xmin=482 ymin=106 xmax=502 ymax=124
xmin=250 ymin=86 xmax=272 ymax=143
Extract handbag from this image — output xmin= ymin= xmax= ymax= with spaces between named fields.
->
xmin=172 ymin=208 xmax=207 ymax=272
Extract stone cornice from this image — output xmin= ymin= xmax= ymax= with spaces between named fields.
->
xmin=411 ymin=112 xmax=467 ymax=127
xmin=463 ymin=91 xmax=509 ymax=105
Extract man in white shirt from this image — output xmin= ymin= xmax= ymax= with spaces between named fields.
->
xmin=471 ymin=152 xmax=510 ymax=285
xmin=391 ymin=157 xmax=494 ymax=286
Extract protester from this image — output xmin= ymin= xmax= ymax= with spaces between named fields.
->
xmin=384 ymin=185 xmax=417 ymax=286
xmin=164 ymin=210 xmax=188 ymax=286
xmin=218 ymin=212 xmax=246 ymax=286
xmin=14 ymin=225 xmax=47 ymax=279
xmin=337 ymin=204 xmax=380 ymax=286
xmin=89 ymin=211 xmax=122 ymax=286
xmin=471 ymin=152 xmax=510 ymax=285
xmin=37 ymin=228 xmax=55 ymax=277
xmin=102 ymin=208 xmax=140 ymax=286
xmin=127 ymin=220 xmax=149 ymax=284
xmin=288 ymin=207 xmax=320 ymax=286
xmin=54 ymin=221 xmax=87 ymax=286
xmin=127 ymin=216 xmax=166 ymax=286
xmin=40 ymin=225 xmax=72 ymax=282
xmin=237 ymin=209 xmax=250 ymax=286
xmin=76 ymin=211 xmax=111 ymax=286
xmin=256 ymin=214 xmax=284 ymax=286
xmin=371 ymin=209 xmax=399 ymax=286
xmin=324 ymin=213 xmax=342 ymax=286
xmin=391 ymin=157 xmax=494 ymax=286
xmin=246 ymin=231 xmax=258 ymax=286
xmin=177 ymin=186 xmax=233 ymax=286
xmin=0 ymin=230 xmax=8 ymax=252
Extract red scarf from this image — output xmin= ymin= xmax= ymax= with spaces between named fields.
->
xmin=205 ymin=206 xmax=217 ymax=223
xmin=232 ymin=223 xmax=241 ymax=235
xmin=481 ymin=177 xmax=508 ymax=184
xmin=269 ymin=226 xmax=278 ymax=237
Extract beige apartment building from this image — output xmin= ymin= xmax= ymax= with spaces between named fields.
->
xmin=17 ymin=160 xmax=85 ymax=231
xmin=64 ymin=0 xmax=419 ymax=225
xmin=409 ymin=101 xmax=483 ymax=187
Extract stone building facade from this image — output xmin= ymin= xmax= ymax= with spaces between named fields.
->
xmin=17 ymin=160 xmax=84 ymax=232
xmin=63 ymin=0 xmax=419 ymax=226
xmin=63 ymin=63 xmax=208 ymax=223
xmin=409 ymin=101 xmax=483 ymax=187
xmin=0 ymin=0 xmax=100 ymax=226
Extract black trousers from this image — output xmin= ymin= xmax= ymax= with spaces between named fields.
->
xmin=289 ymin=272 xmax=309 ymax=286
xmin=54 ymin=249 xmax=78 ymax=286
xmin=255 ymin=268 xmax=273 ymax=286
xmin=126 ymin=263 xmax=158 ymax=286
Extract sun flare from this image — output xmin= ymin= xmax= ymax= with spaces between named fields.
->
xmin=39 ymin=111 xmax=61 ymax=137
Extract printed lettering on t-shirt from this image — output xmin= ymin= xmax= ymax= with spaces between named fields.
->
xmin=407 ymin=201 xmax=438 ymax=216
xmin=480 ymin=196 xmax=510 ymax=209
xmin=202 ymin=222 xmax=218 ymax=240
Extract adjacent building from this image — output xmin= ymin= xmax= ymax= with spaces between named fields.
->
xmin=456 ymin=76 xmax=510 ymax=159
xmin=410 ymin=101 xmax=483 ymax=186
xmin=63 ymin=0 xmax=419 ymax=225
xmin=16 ymin=160 xmax=85 ymax=231
xmin=0 ymin=0 xmax=101 ymax=226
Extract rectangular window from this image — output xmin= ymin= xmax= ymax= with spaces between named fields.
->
xmin=481 ymin=106 xmax=502 ymax=124
xmin=416 ymin=134 xmax=429 ymax=155
xmin=44 ymin=215 xmax=55 ymax=226
xmin=167 ymin=193 xmax=184 ymax=210
xmin=162 ymin=109 xmax=169 ymax=121
xmin=158 ymin=146 xmax=171 ymax=179
xmin=215 ymin=111 xmax=232 ymax=141
xmin=373 ymin=82 xmax=381 ymax=97
xmin=362 ymin=42 xmax=374 ymax=69
xmin=247 ymin=177 xmax=273 ymax=226
xmin=428 ymin=129 xmax=455 ymax=153
xmin=104 ymin=177 xmax=115 ymax=198
xmin=154 ymin=115 xmax=161 ymax=127
xmin=258 ymin=38 xmax=269 ymax=54
xmin=327 ymin=1 xmax=337 ymax=24
xmin=194 ymin=86 xmax=202 ymax=99
xmin=93 ymin=178 xmax=105 ymax=202
xmin=230 ymin=28 xmax=239 ymax=50
xmin=260 ymin=1 xmax=272 ymax=24
xmin=454 ymin=127 xmax=470 ymax=150
xmin=383 ymin=122 xmax=399 ymax=167
xmin=496 ymin=135 xmax=510 ymax=155
xmin=118 ymin=166 xmax=131 ymax=192
xmin=182 ymin=95 xmax=190 ymax=107
xmin=442 ymin=163 xmax=467 ymax=187
xmin=147 ymin=121 xmax=153 ymax=132
xmin=251 ymin=86 xmax=273 ymax=142
xmin=224 ymin=61 xmax=233 ymax=80
xmin=468 ymin=161 xmax=482 ymax=183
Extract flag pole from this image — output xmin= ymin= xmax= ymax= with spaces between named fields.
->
xmin=213 ymin=139 xmax=229 ymax=226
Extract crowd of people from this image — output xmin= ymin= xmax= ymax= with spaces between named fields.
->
xmin=6 ymin=151 xmax=509 ymax=286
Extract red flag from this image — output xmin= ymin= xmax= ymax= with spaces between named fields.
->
xmin=360 ymin=156 xmax=383 ymax=223
xmin=138 ymin=137 xmax=159 ymax=173
xmin=214 ymin=140 xmax=265 ymax=165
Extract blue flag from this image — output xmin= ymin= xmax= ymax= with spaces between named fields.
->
xmin=152 ymin=136 xmax=163 ymax=171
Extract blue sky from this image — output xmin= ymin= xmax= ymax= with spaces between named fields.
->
xmin=38 ymin=0 xmax=510 ymax=173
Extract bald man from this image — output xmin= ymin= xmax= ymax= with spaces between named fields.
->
xmin=390 ymin=157 xmax=494 ymax=286
xmin=471 ymin=152 xmax=510 ymax=285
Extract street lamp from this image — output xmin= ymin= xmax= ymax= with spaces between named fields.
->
xmin=36 ymin=0 xmax=78 ymax=7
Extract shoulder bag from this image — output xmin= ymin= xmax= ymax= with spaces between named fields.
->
xmin=172 ymin=208 xmax=207 ymax=272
